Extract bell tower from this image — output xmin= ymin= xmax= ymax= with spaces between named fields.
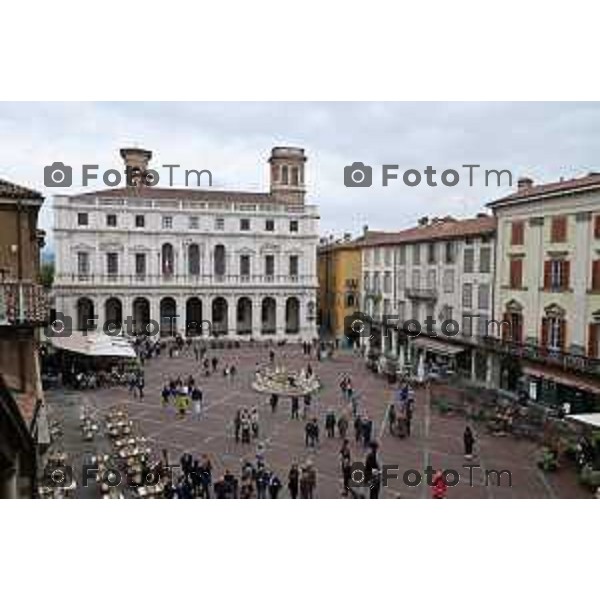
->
xmin=120 ymin=147 xmax=153 ymax=187
xmin=269 ymin=146 xmax=306 ymax=204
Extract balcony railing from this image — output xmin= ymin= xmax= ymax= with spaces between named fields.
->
xmin=0 ymin=281 xmax=49 ymax=326
xmin=481 ymin=336 xmax=600 ymax=377
xmin=405 ymin=287 xmax=438 ymax=301
xmin=55 ymin=273 xmax=316 ymax=286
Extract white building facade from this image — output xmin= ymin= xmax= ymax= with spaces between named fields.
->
xmin=53 ymin=147 xmax=319 ymax=341
xmin=360 ymin=215 xmax=497 ymax=383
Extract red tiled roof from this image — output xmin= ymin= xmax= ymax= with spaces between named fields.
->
xmin=0 ymin=178 xmax=44 ymax=201
xmin=68 ymin=185 xmax=275 ymax=204
xmin=488 ymin=173 xmax=600 ymax=207
xmin=318 ymin=230 xmax=387 ymax=253
xmin=357 ymin=215 xmax=496 ymax=247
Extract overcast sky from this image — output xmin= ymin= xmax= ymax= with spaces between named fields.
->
xmin=2 ymin=101 xmax=600 ymax=247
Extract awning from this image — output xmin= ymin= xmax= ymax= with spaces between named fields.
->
xmin=50 ymin=331 xmax=137 ymax=358
xmin=410 ymin=337 xmax=466 ymax=356
xmin=522 ymin=364 xmax=600 ymax=395
xmin=566 ymin=413 xmax=600 ymax=429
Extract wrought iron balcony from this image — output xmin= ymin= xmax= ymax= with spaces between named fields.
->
xmin=0 ymin=281 xmax=49 ymax=326
xmin=405 ymin=287 xmax=438 ymax=301
xmin=481 ymin=336 xmax=600 ymax=377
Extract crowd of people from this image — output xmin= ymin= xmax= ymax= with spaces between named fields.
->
xmin=153 ymin=448 xmax=319 ymax=499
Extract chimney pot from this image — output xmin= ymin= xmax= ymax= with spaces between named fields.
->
xmin=517 ymin=176 xmax=534 ymax=191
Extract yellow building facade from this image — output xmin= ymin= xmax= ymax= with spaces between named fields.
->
xmin=317 ymin=239 xmax=362 ymax=339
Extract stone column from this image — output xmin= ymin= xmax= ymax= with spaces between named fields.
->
xmin=180 ymin=295 xmax=190 ymax=335
xmin=96 ymin=296 xmax=106 ymax=334
xmin=149 ymin=296 xmax=161 ymax=339
xmin=252 ymin=297 xmax=262 ymax=339
xmin=228 ymin=296 xmax=237 ymax=337
xmin=417 ymin=350 xmax=426 ymax=383
xmin=470 ymin=349 xmax=477 ymax=382
xmin=276 ymin=296 xmax=286 ymax=339
xmin=485 ymin=352 xmax=494 ymax=388
xmin=390 ymin=329 xmax=398 ymax=357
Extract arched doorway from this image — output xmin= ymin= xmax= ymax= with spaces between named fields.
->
xmin=160 ymin=297 xmax=177 ymax=337
xmin=76 ymin=297 xmax=95 ymax=331
xmin=186 ymin=297 xmax=203 ymax=336
xmin=214 ymin=244 xmax=226 ymax=278
xmin=212 ymin=297 xmax=228 ymax=336
xmin=261 ymin=297 xmax=276 ymax=335
xmin=132 ymin=297 xmax=150 ymax=335
xmin=237 ymin=297 xmax=252 ymax=335
xmin=188 ymin=244 xmax=200 ymax=276
xmin=162 ymin=243 xmax=174 ymax=277
xmin=105 ymin=297 xmax=123 ymax=333
xmin=285 ymin=297 xmax=300 ymax=334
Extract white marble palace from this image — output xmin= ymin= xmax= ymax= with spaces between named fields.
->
xmin=52 ymin=146 xmax=319 ymax=340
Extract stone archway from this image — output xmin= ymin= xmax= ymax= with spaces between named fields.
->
xmin=186 ymin=297 xmax=203 ymax=336
xmin=261 ymin=297 xmax=276 ymax=335
xmin=212 ymin=297 xmax=228 ymax=336
xmin=76 ymin=297 xmax=95 ymax=331
xmin=160 ymin=297 xmax=177 ymax=337
xmin=285 ymin=297 xmax=300 ymax=334
xmin=237 ymin=297 xmax=252 ymax=335
xmin=105 ymin=297 xmax=123 ymax=333
xmin=132 ymin=297 xmax=150 ymax=335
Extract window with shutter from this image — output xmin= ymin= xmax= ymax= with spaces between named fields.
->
xmin=511 ymin=221 xmax=524 ymax=245
xmin=510 ymin=259 xmax=523 ymax=288
xmin=595 ymin=215 xmax=600 ymax=239
xmin=588 ymin=323 xmax=599 ymax=358
xmin=559 ymin=319 xmax=567 ymax=351
xmin=544 ymin=261 xmax=551 ymax=289
xmin=592 ymin=260 xmax=600 ymax=291
xmin=551 ymin=216 xmax=567 ymax=243
xmin=541 ymin=317 xmax=549 ymax=348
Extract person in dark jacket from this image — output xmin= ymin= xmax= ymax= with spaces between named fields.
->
xmin=291 ymin=396 xmax=299 ymax=419
xmin=463 ymin=426 xmax=475 ymax=458
xmin=288 ymin=463 xmax=299 ymax=499
xmin=268 ymin=473 xmax=282 ymax=499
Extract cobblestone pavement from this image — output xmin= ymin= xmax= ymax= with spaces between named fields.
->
xmin=45 ymin=343 xmax=592 ymax=498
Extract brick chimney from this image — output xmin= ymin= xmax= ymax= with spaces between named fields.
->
xmin=517 ymin=176 xmax=534 ymax=191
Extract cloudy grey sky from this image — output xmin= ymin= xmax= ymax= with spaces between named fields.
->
xmin=2 ymin=101 xmax=600 ymax=247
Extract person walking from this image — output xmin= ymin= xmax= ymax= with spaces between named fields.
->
xmin=354 ymin=414 xmax=362 ymax=443
xmin=291 ymin=396 xmax=299 ymax=420
xmin=369 ymin=468 xmax=381 ymax=499
xmin=340 ymin=439 xmax=352 ymax=496
xmin=338 ymin=414 xmax=348 ymax=439
xmin=270 ymin=393 xmax=279 ymax=413
xmin=191 ymin=386 xmax=203 ymax=420
xmin=463 ymin=426 xmax=475 ymax=459
xmin=288 ymin=463 xmax=299 ymax=499
xmin=268 ymin=473 xmax=282 ymax=499
xmin=234 ymin=409 xmax=241 ymax=443
xmin=431 ymin=469 xmax=448 ymax=499
xmin=325 ymin=411 xmax=336 ymax=438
